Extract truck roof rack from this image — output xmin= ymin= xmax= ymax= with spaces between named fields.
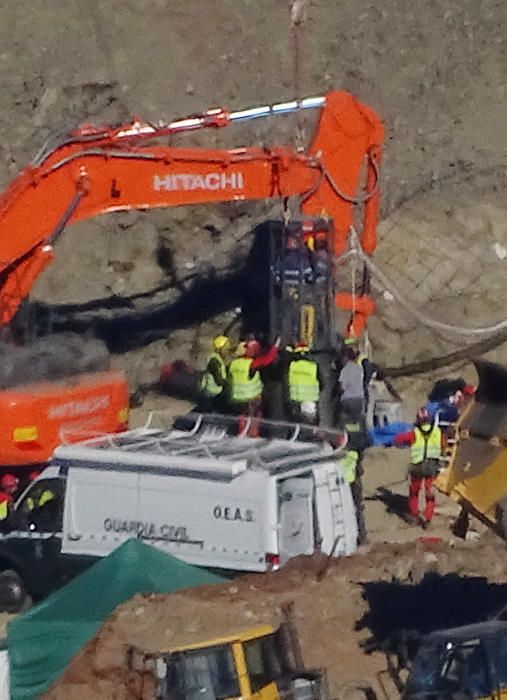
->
xmin=54 ymin=413 xmax=348 ymax=480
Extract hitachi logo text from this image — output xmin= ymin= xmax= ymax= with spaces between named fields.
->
xmin=153 ymin=172 xmax=245 ymax=192
xmin=48 ymin=396 xmax=110 ymax=420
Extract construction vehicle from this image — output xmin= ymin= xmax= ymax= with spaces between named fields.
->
xmin=126 ymin=607 xmax=329 ymax=700
xmin=436 ymin=360 xmax=507 ymax=539
xmin=0 ymin=91 xmax=383 ymax=457
xmin=377 ymin=620 xmax=507 ymax=699
xmin=0 ymin=368 xmax=129 ymax=469
xmin=0 ymin=330 xmax=129 ymax=471
xmin=404 ymin=620 xmax=507 ymax=699
xmin=0 ymin=91 xmax=383 ymax=330
xmin=129 ymin=616 xmax=507 ymax=700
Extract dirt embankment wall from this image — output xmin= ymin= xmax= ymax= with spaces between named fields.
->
xmin=0 ymin=0 xmax=505 ymax=378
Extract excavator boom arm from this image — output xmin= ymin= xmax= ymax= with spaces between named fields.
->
xmin=0 ymin=91 xmax=383 ymax=325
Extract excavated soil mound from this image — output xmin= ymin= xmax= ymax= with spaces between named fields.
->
xmin=44 ymin=538 xmax=507 ymax=699
xmin=0 ymin=333 xmax=109 ymax=388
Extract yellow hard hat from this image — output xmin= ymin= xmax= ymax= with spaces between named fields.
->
xmin=213 ymin=335 xmax=230 ymax=351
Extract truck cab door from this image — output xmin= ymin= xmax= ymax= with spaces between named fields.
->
xmin=278 ymin=477 xmax=315 ymax=565
xmin=13 ymin=478 xmax=65 ymax=596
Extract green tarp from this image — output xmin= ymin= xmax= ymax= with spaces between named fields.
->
xmin=7 ymin=540 xmax=224 ymax=699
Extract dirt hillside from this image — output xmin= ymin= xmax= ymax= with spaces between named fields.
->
xmin=0 ymin=0 xmax=504 ymax=385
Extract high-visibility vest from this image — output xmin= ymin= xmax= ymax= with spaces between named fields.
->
xmin=228 ymin=357 xmax=262 ymax=402
xmin=411 ymin=424 xmax=442 ymax=464
xmin=288 ymin=359 xmax=320 ymax=403
xmin=340 ymin=450 xmax=359 ymax=484
xmin=200 ymin=353 xmax=227 ymax=397
xmin=27 ymin=489 xmax=55 ymax=511
xmin=0 ymin=497 xmax=10 ymax=521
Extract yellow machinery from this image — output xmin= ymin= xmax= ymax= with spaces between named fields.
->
xmin=436 ymin=360 xmax=507 ymax=537
xmin=127 ymin=615 xmax=507 ymax=700
xmin=127 ymin=621 xmax=326 ymax=700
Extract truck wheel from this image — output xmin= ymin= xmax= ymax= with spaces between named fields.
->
xmin=0 ymin=570 xmax=32 ymax=613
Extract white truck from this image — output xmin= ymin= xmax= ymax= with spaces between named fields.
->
xmin=0 ymin=414 xmax=358 ymax=611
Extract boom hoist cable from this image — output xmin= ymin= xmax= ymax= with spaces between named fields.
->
xmin=289 ymin=0 xmax=309 ymax=149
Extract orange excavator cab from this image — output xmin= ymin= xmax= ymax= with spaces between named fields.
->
xmin=0 ymin=371 xmax=129 ymax=466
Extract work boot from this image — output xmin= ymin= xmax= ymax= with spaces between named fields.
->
xmin=420 ymin=517 xmax=431 ymax=530
xmin=405 ymin=514 xmax=418 ymax=525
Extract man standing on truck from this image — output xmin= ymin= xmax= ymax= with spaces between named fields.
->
xmin=287 ymin=343 xmax=321 ymax=424
xmin=0 ymin=474 xmax=19 ymax=520
xmin=404 ymin=407 xmax=445 ymax=528
xmin=199 ymin=335 xmax=230 ymax=413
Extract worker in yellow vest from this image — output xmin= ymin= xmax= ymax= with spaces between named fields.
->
xmin=330 ymin=442 xmax=366 ymax=545
xmin=407 ymin=407 xmax=445 ymax=528
xmin=339 ymin=449 xmax=359 ymax=484
xmin=287 ymin=343 xmax=321 ymax=424
xmin=199 ymin=335 xmax=230 ymax=413
xmin=227 ymin=339 xmax=263 ymax=436
xmin=26 ymin=471 xmax=55 ymax=512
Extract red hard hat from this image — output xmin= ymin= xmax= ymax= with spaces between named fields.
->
xmin=1 ymin=473 xmax=18 ymax=489
xmin=245 ymin=340 xmax=261 ymax=358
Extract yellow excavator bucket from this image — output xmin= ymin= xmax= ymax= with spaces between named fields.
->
xmin=436 ymin=360 xmax=507 ymax=537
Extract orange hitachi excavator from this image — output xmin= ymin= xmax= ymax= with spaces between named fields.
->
xmin=0 ymin=90 xmax=384 ymax=466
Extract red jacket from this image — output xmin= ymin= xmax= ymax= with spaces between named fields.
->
xmin=251 ymin=345 xmax=278 ymax=370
